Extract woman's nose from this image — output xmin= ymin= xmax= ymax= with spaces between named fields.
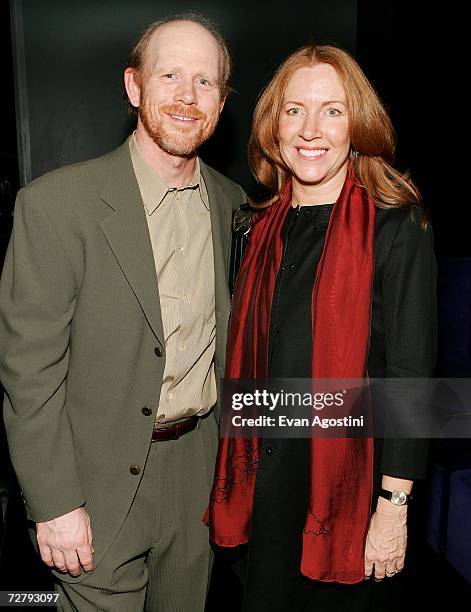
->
xmin=300 ymin=112 xmax=322 ymax=140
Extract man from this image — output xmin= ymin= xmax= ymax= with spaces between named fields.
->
xmin=0 ymin=14 xmax=245 ymax=611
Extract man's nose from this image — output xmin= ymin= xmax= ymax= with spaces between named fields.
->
xmin=174 ymin=78 xmax=197 ymax=105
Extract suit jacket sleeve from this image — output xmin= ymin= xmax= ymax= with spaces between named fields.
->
xmin=0 ymin=187 xmax=85 ymax=521
xmin=380 ymin=208 xmax=438 ymax=479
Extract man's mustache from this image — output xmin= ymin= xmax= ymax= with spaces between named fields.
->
xmin=160 ymin=104 xmax=206 ymax=121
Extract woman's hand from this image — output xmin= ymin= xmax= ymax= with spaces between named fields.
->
xmin=364 ymin=496 xmax=407 ymax=581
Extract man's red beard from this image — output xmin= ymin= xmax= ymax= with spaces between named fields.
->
xmin=139 ymin=98 xmax=218 ymax=157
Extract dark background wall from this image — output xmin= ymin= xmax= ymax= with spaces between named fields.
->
xmin=5 ymin=0 xmax=466 ymax=257
xmin=1 ymin=0 xmax=470 ymax=601
xmin=356 ymin=3 xmax=464 ymax=257
xmin=11 ymin=0 xmax=357 ymax=194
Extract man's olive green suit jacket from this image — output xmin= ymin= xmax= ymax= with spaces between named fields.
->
xmin=0 ymin=138 xmax=245 ymax=583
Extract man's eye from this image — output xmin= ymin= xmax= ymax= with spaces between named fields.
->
xmin=197 ymin=78 xmax=213 ymax=88
xmin=163 ymin=73 xmax=176 ymax=79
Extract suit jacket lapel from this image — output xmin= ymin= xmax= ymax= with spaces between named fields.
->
xmin=200 ymin=161 xmax=232 ymax=316
xmin=99 ymin=141 xmax=165 ymax=343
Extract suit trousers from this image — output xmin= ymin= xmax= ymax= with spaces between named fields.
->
xmin=55 ymin=415 xmax=218 ymax=612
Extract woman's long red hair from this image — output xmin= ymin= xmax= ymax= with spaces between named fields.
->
xmin=249 ymin=42 xmax=424 ymax=219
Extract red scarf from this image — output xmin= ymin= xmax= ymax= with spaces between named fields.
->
xmin=205 ymin=168 xmax=375 ymax=583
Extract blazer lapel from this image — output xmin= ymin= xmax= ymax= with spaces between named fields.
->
xmin=99 ymin=141 xmax=165 ymax=343
xmin=200 ymin=162 xmax=232 ymax=314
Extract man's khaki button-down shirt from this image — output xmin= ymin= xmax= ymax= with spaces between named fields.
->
xmin=129 ymin=134 xmax=216 ymax=424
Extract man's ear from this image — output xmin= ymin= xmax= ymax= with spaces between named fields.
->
xmin=124 ymin=68 xmax=141 ymax=109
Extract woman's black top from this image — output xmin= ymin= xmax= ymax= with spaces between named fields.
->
xmin=268 ymin=204 xmax=331 ymax=378
xmin=266 ymin=202 xmax=437 ymax=478
xmin=240 ymin=202 xmax=437 ymax=612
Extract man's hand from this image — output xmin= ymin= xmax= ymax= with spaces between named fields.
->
xmin=364 ymin=497 xmax=407 ymax=581
xmin=36 ymin=507 xmax=94 ymax=577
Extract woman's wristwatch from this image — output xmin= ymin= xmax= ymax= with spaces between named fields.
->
xmin=378 ymin=488 xmax=412 ymax=506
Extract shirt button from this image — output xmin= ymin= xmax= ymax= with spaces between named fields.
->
xmin=129 ymin=464 xmax=140 ymax=475
xmin=304 ymin=208 xmax=312 ymax=216
xmin=179 ymin=343 xmax=186 ymax=352
xmin=179 ymin=244 xmax=185 ymax=252
xmin=168 ymin=392 xmax=175 ymax=400
xmin=265 ymin=446 xmax=274 ymax=456
xmin=154 ymin=346 xmax=163 ymax=357
xmin=289 ymin=263 xmax=296 ymax=271
xmin=181 ymin=293 xmax=188 ymax=302
xmin=142 ymin=406 xmax=152 ymax=416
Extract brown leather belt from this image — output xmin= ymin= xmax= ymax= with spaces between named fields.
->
xmin=151 ymin=415 xmax=199 ymax=442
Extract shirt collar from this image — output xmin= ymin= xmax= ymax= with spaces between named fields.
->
xmin=129 ymin=132 xmax=209 ymax=215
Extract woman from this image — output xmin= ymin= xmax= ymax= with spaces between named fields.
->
xmin=206 ymin=43 xmax=436 ymax=611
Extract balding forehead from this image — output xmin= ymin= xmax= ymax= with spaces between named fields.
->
xmin=149 ymin=20 xmax=220 ymax=56
xmin=143 ymin=20 xmax=222 ymax=77
xmin=155 ymin=19 xmax=217 ymax=37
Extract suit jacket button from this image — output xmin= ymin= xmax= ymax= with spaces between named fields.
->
xmin=154 ymin=346 xmax=163 ymax=357
xmin=142 ymin=406 xmax=152 ymax=416
xmin=129 ymin=464 xmax=140 ymax=475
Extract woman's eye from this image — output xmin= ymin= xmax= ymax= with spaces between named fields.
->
xmin=326 ymin=107 xmax=341 ymax=117
xmin=163 ymin=73 xmax=176 ymax=79
xmin=287 ymin=107 xmax=302 ymax=116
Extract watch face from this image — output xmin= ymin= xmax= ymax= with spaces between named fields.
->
xmin=391 ymin=490 xmax=407 ymax=505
